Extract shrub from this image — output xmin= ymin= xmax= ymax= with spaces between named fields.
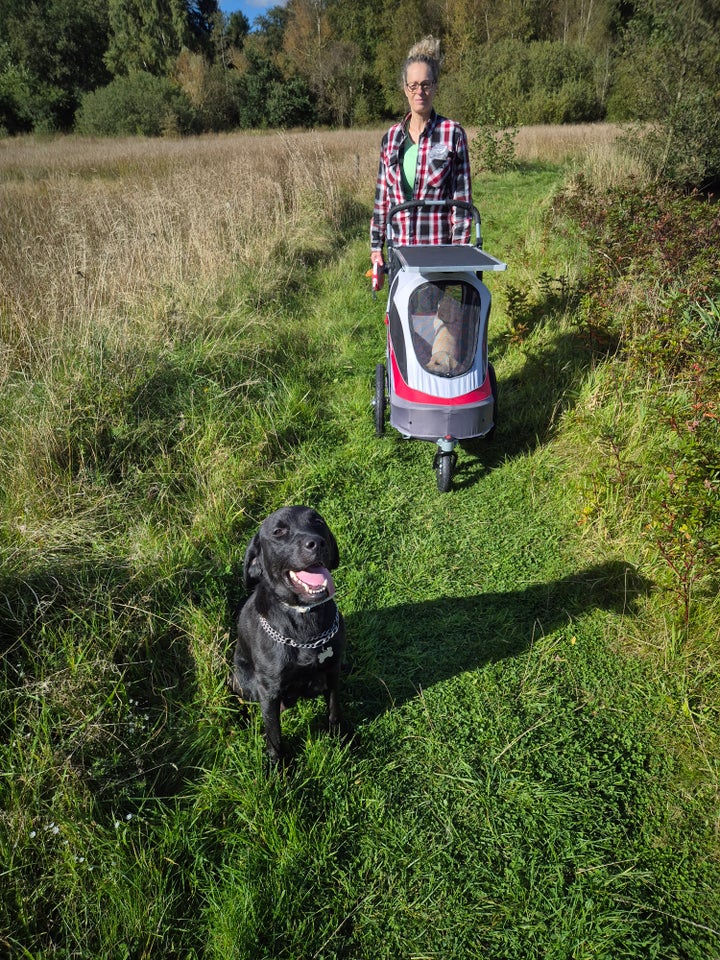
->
xmin=173 ymin=51 xmax=242 ymax=133
xmin=471 ymin=40 xmax=603 ymax=125
xmin=266 ymin=77 xmax=316 ymax=128
xmin=620 ymin=90 xmax=720 ymax=189
xmin=471 ymin=116 xmax=519 ymax=174
xmin=555 ymin=178 xmax=720 ymax=628
xmin=75 ymin=72 xmax=194 ymax=137
xmin=0 ymin=44 xmax=64 ymax=134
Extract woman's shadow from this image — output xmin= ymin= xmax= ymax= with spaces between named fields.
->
xmin=450 ymin=317 xmax=617 ymax=488
xmin=341 ymin=559 xmax=651 ymax=720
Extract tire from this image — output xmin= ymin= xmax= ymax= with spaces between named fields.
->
xmin=374 ymin=363 xmax=386 ymax=436
xmin=434 ymin=451 xmax=456 ymax=493
xmin=485 ymin=362 xmax=498 ymax=441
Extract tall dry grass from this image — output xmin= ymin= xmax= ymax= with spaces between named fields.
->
xmin=0 ymin=129 xmax=380 ymax=383
xmin=0 ymin=124 xmax=635 ymax=386
xmin=513 ymin=122 xmax=622 ymax=162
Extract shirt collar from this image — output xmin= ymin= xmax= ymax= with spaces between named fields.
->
xmin=401 ymin=109 xmax=438 ymax=139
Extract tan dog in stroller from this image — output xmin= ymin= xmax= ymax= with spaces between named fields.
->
xmin=428 ymin=294 xmax=464 ymax=375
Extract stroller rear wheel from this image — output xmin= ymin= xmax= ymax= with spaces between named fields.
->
xmin=485 ymin=362 xmax=498 ymax=441
xmin=374 ymin=363 xmax=386 ymax=436
xmin=433 ymin=449 xmax=457 ymax=493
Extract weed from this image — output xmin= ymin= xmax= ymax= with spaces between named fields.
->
xmin=504 ymin=282 xmax=532 ymax=341
xmin=471 ymin=116 xmax=519 ymax=174
xmin=502 ymin=272 xmax=581 ymax=344
xmin=554 ymin=177 xmax=720 ymax=635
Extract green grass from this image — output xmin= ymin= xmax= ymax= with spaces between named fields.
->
xmin=1 ymin=163 xmax=719 ymax=959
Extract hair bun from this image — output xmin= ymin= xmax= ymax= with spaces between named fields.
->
xmin=407 ymin=35 xmax=441 ymax=64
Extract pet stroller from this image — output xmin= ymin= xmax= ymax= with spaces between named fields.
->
xmin=372 ymin=200 xmax=507 ymax=492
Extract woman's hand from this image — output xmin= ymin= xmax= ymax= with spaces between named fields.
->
xmin=370 ymin=250 xmax=385 ymax=290
xmin=370 ymin=250 xmax=385 ymax=291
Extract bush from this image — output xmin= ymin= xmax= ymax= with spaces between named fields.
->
xmin=266 ymin=77 xmax=316 ymax=128
xmin=173 ymin=51 xmax=241 ymax=133
xmin=471 ymin=116 xmax=519 ymax=174
xmin=555 ymin=178 xmax=720 ymax=627
xmin=0 ymin=44 xmax=63 ymax=134
xmin=470 ymin=40 xmax=603 ymax=125
xmin=620 ymin=89 xmax=720 ymax=189
xmin=75 ymin=72 xmax=194 ymax=137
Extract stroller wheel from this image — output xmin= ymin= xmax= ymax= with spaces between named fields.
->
xmin=485 ymin=362 xmax=498 ymax=441
xmin=373 ymin=363 xmax=386 ymax=436
xmin=433 ymin=450 xmax=456 ymax=493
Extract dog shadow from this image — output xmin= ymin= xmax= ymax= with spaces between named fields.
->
xmin=341 ymin=559 xmax=651 ymax=721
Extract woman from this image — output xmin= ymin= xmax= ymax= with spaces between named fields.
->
xmin=370 ymin=35 xmax=473 ymax=288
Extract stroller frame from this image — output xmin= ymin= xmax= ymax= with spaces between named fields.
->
xmin=373 ymin=200 xmax=507 ymax=491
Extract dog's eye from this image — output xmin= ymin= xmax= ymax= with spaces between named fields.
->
xmin=272 ymin=526 xmax=288 ymax=538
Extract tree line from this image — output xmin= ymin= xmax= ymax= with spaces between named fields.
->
xmin=1 ymin=0 xmax=718 ymax=182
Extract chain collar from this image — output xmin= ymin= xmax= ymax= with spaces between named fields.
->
xmin=258 ymin=607 xmax=340 ymax=650
xmin=280 ymin=593 xmax=335 ymax=614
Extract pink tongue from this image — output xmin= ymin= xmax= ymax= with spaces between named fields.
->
xmin=295 ymin=566 xmax=334 ymax=593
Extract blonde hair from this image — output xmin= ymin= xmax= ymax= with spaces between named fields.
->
xmin=402 ymin=35 xmax=442 ymax=87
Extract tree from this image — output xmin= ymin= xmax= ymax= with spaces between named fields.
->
xmin=281 ymin=0 xmax=360 ymax=124
xmin=609 ymin=0 xmax=720 ymax=185
xmin=252 ymin=4 xmax=291 ymax=55
xmin=188 ymin=0 xmax=219 ymax=40
xmin=0 ymin=42 xmax=35 ymax=133
xmin=105 ymin=0 xmax=211 ymax=76
xmin=224 ymin=10 xmax=250 ymax=50
xmin=374 ymin=0 xmax=444 ymax=114
xmin=326 ymin=0 xmax=385 ymax=122
xmin=1 ymin=0 xmax=110 ymax=129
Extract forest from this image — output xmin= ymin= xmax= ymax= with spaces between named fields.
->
xmin=1 ymin=0 xmax=719 ymax=186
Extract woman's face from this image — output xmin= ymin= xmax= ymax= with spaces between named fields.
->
xmin=404 ymin=62 xmax=436 ymax=119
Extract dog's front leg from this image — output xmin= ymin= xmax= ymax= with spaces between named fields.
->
xmin=260 ymin=694 xmax=285 ymax=763
xmin=326 ymin=681 xmax=342 ymax=731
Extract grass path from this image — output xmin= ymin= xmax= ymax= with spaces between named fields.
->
xmin=2 ymin=167 xmax=718 ymax=959
xmin=194 ymin=173 xmax=716 ymax=957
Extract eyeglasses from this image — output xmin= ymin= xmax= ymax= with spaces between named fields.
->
xmin=405 ymin=81 xmax=435 ymax=94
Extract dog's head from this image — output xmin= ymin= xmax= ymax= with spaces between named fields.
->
xmin=243 ymin=505 xmax=340 ymax=606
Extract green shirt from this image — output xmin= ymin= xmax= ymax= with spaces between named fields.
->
xmin=401 ymin=138 xmax=418 ymax=200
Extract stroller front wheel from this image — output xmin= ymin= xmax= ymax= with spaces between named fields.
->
xmin=433 ymin=449 xmax=456 ymax=493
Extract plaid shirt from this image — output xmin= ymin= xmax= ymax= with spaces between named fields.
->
xmin=371 ymin=111 xmax=472 ymax=250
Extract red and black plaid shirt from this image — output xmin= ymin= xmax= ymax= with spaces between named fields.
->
xmin=371 ymin=111 xmax=473 ymax=251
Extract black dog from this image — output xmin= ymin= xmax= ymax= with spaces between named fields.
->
xmin=230 ymin=505 xmax=346 ymax=762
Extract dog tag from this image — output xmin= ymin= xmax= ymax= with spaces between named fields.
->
xmin=318 ymin=647 xmax=334 ymax=663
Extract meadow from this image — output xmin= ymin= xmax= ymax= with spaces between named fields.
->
xmin=1 ymin=124 xmax=718 ymax=958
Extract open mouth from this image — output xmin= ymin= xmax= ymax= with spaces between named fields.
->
xmin=287 ymin=566 xmax=335 ymax=602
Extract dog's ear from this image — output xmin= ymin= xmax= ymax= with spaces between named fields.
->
xmin=325 ymin=525 xmax=340 ymax=570
xmin=243 ymin=533 xmax=263 ymax=592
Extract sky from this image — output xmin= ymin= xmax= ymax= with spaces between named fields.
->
xmin=218 ymin=0 xmax=279 ymax=23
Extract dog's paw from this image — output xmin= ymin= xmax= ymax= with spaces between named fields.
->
xmin=265 ymin=742 xmax=292 ymax=770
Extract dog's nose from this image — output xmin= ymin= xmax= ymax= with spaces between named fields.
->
xmin=303 ymin=535 xmax=324 ymax=552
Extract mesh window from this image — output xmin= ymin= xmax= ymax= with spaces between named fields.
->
xmin=409 ymin=281 xmax=481 ymax=377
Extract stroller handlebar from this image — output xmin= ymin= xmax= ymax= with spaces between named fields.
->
xmin=386 ymin=200 xmax=482 ymax=249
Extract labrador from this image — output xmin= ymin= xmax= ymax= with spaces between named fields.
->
xmin=230 ymin=505 xmax=346 ymax=763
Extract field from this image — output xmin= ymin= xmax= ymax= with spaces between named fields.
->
xmin=1 ymin=126 xmax=718 ymax=958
